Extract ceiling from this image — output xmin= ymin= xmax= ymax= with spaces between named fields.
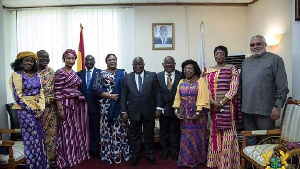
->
xmin=2 ymin=0 xmax=258 ymax=9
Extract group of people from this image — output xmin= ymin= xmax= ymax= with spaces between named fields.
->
xmin=8 ymin=34 xmax=289 ymax=169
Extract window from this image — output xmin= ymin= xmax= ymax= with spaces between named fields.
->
xmin=16 ymin=7 xmax=135 ymax=71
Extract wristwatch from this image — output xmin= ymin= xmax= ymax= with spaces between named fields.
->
xmin=275 ymin=105 xmax=282 ymax=110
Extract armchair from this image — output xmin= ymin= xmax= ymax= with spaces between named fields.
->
xmin=0 ymin=129 xmax=25 ymax=169
xmin=5 ymin=104 xmax=22 ymax=141
xmin=241 ymin=98 xmax=300 ymax=169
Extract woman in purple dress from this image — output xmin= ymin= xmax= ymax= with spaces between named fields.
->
xmin=173 ymin=59 xmax=210 ymax=168
xmin=55 ymin=49 xmax=90 ymax=168
xmin=9 ymin=51 xmax=49 ymax=169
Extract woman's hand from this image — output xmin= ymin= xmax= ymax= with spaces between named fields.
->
xmin=110 ymin=94 xmax=119 ymax=101
xmin=211 ymin=100 xmax=222 ymax=112
xmin=191 ymin=112 xmax=200 ymax=120
xmin=175 ymin=112 xmax=184 ymax=120
xmin=174 ymin=109 xmax=184 ymax=120
xmin=34 ymin=109 xmax=43 ymax=119
xmin=58 ymin=109 xmax=65 ymax=120
xmin=212 ymin=100 xmax=222 ymax=108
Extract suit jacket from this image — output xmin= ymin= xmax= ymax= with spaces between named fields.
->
xmin=77 ymin=68 xmax=101 ymax=114
xmin=157 ymin=70 xmax=182 ymax=116
xmin=121 ymin=70 xmax=162 ymax=121
xmin=154 ymin=37 xmax=172 ymax=44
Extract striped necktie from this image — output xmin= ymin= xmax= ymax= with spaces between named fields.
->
xmin=167 ymin=73 xmax=172 ymax=91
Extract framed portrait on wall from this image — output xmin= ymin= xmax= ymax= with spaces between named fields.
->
xmin=152 ymin=23 xmax=175 ymax=50
xmin=296 ymin=0 xmax=300 ymax=21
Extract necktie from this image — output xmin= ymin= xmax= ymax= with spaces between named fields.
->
xmin=138 ymin=74 xmax=143 ymax=95
xmin=167 ymin=73 xmax=172 ymax=91
xmin=87 ymin=70 xmax=91 ymax=88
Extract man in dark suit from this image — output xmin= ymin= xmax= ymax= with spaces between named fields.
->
xmin=157 ymin=56 xmax=181 ymax=161
xmin=154 ymin=26 xmax=172 ymax=44
xmin=154 ymin=37 xmax=172 ymax=44
xmin=121 ymin=57 xmax=162 ymax=166
xmin=77 ymin=55 xmax=101 ymax=159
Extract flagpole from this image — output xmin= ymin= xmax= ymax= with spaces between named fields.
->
xmin=185 ymin=6 xmax=190 ymax=59
xmin=198 ymin=21 xmax=206 ymax=77
xmin=77 ymin=24 xmax=85 ymax=71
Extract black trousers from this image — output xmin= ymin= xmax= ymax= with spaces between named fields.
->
xmin=129 ymin=114 xmax=155 ymax=158
xmin=89 ymin=112 xmax=101 ymax=154
xmin=159 ymin=114 xmax=180 ymax=154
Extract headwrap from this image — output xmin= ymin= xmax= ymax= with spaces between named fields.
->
xmin=17 ymin=51 xmax=38 ymax=60
xmin=62 ymin=49 xmax=77 ymax=60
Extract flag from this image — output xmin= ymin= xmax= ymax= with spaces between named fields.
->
xmin=198 ymin=22 xmax=206 ymax=77
xmin=77 ymin=24 xmax=85 ymax=71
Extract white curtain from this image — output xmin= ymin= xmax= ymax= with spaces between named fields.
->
xmin=16 ymin=7 xmax=135 ymax=71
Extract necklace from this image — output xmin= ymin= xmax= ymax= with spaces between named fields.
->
xmin=23 ymin=71 xmax=34 ymax=77
xmin=106 ymin=69 xmax=117 ymax=74
xmin=185 ymin=76 xmax=196 ymax=82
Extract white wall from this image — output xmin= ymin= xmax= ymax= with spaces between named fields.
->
xmin=0 ymin=1 xmax=9 ymax=129
xmin=134 ymin=6 xmax=187 ymax=72
xmin=4 ymin=10 xmax=16 ymax=104
xmin=134 ymin=6 xmax=247 ymax=72
xmin=187 ymin=6 xmax=247 ymax=67
xmin=247 ymin=0 xmax=293 ymax=97
xmin=292 ymin=0 xmax=300 ymax=99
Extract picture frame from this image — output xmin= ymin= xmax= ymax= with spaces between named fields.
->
xmin=296 ymin=0 xmax=300 ymax=21
xmin=152 ymin=23 xmax=175 ymax=50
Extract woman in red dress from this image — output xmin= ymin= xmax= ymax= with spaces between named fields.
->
xmin=55 ymin=49 xmax=90 ymax=168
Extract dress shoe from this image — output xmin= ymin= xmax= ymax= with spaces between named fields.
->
xmin=130 ymin=157 xmax=139 ymax=167
xmin=161 ymin=150 xmax=169 ymax=160
xmin=146 ymin=156 xmax=158 ymax=165
xmin=93 ymin=153 xmax=100 ymax=159
xmin=172 ymin=152 xmax=178 ymax=161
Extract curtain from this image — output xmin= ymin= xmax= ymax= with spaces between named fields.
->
xmin=16 ymin=7 xmax=135 ymax=71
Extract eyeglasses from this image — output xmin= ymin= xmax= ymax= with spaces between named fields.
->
xmin=250 ymin=42 xmax=263 ymax=47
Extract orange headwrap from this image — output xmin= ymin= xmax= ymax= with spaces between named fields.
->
xmin=17 ymin=51 xmax=38 ymax=60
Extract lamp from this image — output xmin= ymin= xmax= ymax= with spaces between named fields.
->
xmin=265 ymin=34 xmax=283 ymax=46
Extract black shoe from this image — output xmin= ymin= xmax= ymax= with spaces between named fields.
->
xmin=90 ymin=151 xmax=100 ymax=159
xmin=130 ymin=157 xmax=139 ymax=167
xmin=93 ymin=153 xmax=100 ymax=159
xmin=161 ymin=150 xmax=169 ymax=160
xmin=172 ymin=152 xmax=178 ymax=161
xmin=146 ymin=156 xmax=158 ymax=165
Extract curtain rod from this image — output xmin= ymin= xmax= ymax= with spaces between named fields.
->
xmin=3 ymin=1 xmax=261 ymax=10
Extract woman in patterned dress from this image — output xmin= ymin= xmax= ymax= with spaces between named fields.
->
xmin=37 ymin=50 xmax=57 ymax=167
xmin=93 ymin=54 xmax=130 ymax=164
xmin=205 ymin=46 xmax=241 ymax=169
xmin=173 ymin=59 xmax=210 ymax=168
xmin=9 ymin=51 xmax=49 ymax=169
xmin=54 ymin=49 xmax=90 ymax=168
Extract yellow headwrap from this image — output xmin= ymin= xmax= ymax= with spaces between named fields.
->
xmin=17 ymin=51 xmax=38 ymax=60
